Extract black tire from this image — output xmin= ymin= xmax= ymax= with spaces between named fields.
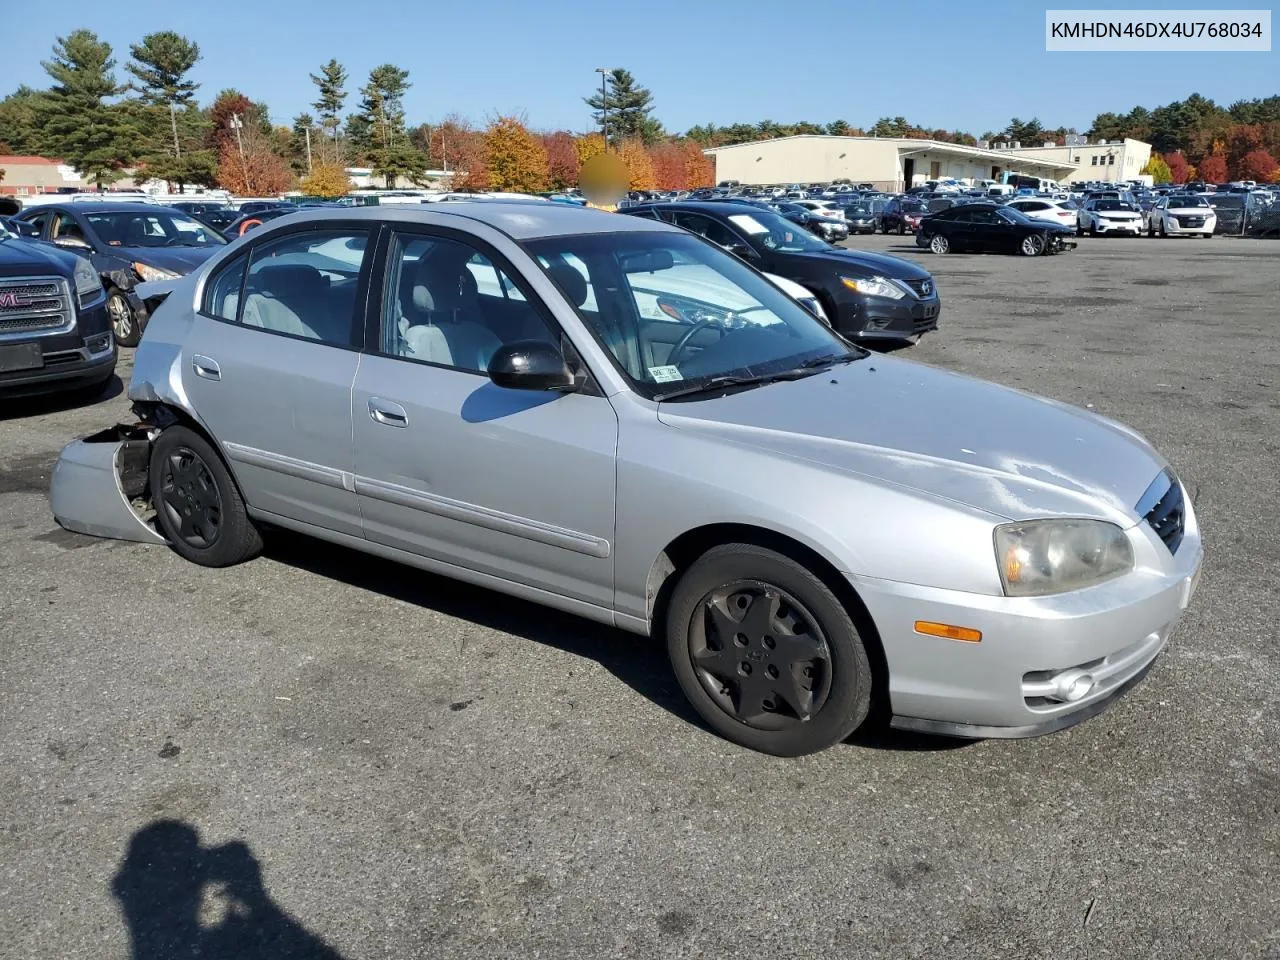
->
xmin=1020 ymin=233 xmax=1046 ymax=257
xmin=149 ymin=425 xmax=262 ymax=567
xmin=896 ymin=222 xmax=905 ymax=235
xmin=1089 ymin=224 xmax=1098 ymax=237
xmin=665 ymin=544 xmax=873 ymax=756
xmin=1076 ymin=224 xmax=1084 ymax=237
xmin=1159 ymin=220 xmax=1167 ymax=238
xmin=107 ymin=289 xmax=141 ymax=347
xmin=1203 ymin=233 xmax=1213 ymax=239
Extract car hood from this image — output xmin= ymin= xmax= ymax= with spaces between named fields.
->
xmin=0 ymin=237 xmax=76 ymax=274
xmin=656 ymin=355 xmax=1166 ymax=526
xmin=115 ymin=245 xmax=221 ymax=275
xmin=795 ymin=247 xmax=931 ymax=281
xmin=1096 ymin=209 xmax=1142 ymax=218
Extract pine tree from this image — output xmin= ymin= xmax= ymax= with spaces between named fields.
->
xmin=354 ymin=64 xmax=426 ymax=186
xmin=309 ymin=59 xmax=347 ymax=164
xmin=39 ymin=30 xmax=138 ymax=188
xmin=584 ymin=69 xmax=656 ymax=145
xmin=0 ymin=87 xmax=50 ymax=154
xmin=126 ymin=32 xmax=200 ymax=158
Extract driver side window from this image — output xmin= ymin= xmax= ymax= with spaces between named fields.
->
xmin=671 ymin=212 xmax=739 ymax=248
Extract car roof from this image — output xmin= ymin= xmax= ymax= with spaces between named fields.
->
xmin=240 ymin=202 xmax=677 ymax=240
xmin=29 ymin=201 xmax=172 ymax=214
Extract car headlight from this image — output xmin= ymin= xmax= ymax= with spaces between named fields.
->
xmin=840 ymin=275 xmax=906 ymax=300
xmin=73 ymin=257 xmax=104 ymax=306
xmin=133 ymin=262 xmax=179 ymax=283
xmin=995 ymin=519 xmax=1134 ymax=597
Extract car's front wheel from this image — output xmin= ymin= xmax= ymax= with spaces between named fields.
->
xmin=1020 ymin=234 xmax=1047 ymax=256
xmin=665 ymin=544 xmax=873 ymax=756
xmin=929 ymin=234 xmax=950 ymax=254
xmin=107 ymin=289 xmax=141 ymax=347
xmin=150 ymin=425 xmax=262 ymax=567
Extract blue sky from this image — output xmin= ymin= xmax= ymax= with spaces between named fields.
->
xmin=2 ymin=0 xmax=1275 ymax=135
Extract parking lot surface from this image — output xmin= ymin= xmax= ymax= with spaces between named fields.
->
xmin=2 ymin=235 xmax=1278 ymax=959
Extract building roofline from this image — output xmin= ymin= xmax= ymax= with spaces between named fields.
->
xmin=700 ymin=134 xmax=1081 ymax=171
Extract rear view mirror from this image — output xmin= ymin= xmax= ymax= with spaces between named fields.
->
xmin=619 ymin=249 xmax=674 ymax=273
xmin=487 ymin=340 xmax=576 ymax=391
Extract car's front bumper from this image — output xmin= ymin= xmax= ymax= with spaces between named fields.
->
xmin=838 ymin=293 xmax=941 ymax=340
xmin=849 ymin=500 xmax=1203 ymax=736
xmin=1092 ymin=219 xmax=1143 ymax=234
xmin=0 ymin=335 xmax=116 ymax=397
xmin=847 ymin=218 xmax=878 ymax=233
xmin=1163 ymin=216 xmax=1216 ymax=235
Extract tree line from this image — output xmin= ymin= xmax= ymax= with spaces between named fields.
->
xmin=1 ymin=29 xmax=1276 ymax=195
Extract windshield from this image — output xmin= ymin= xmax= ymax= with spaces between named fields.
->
xmin=715 ymin=208 xmax=830 ymax=253
xmin=85 ymin=211 xmax=226 ymax=247
xmin=522 ymin=231 xmax=855 ymax=400
xmin=1169 ymin=195 xmax=1210 ymax=207
xmin=1094 ymin=200 xmax=1134 ymax=211
xmin=996 ymin=207 xmax=1034 ymax=224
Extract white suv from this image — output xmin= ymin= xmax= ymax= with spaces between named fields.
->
xmin=1145 ymin=194 xmax=1216 ymax=238
xmin=1078 ymin=198 xmax=1143 ymax=236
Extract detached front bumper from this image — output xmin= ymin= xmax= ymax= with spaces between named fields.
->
xmin=850 ymin=497 xmax=1203 ymax=737
xmin=50 ymin=428 xmax=166 ymax=544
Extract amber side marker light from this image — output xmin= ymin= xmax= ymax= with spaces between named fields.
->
xmin=914 ymin=621 xmax=982 ymax=643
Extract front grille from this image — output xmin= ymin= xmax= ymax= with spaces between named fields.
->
xmin=1175 ymin=216 xmax=1205 ymax=227
xmin=0 ymin=276 xmax=74 ymax=336
xmin=902 ymin=278 xmax=934 ymax=298
xmin=1141 ymin=475 xmax=1185 ymax=554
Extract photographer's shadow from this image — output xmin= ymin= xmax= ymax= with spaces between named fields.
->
xmin=112 ymin=820 xmax=345 ymax=960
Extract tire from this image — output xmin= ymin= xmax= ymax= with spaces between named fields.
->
xmin=107 ymin=289 xmax=141 ymax=347
xmin=1203 ymin=233 xmax=1213 ymax=239
xmin=1159 ymin=220 xmax=1167 ymax=238
xmin=1089 ymin=225 xmax=1098 ymax=238
xmin=897 ymin=222 xmax=905 ymax=235
xmin=1147 ymin=221 xmax=1155 ymax=237
xmin=929 ymin=234 xmax=950 ymax=255
xmin=1020 ymin=234 xmax=1046 ymax=257
xmin=149 ymin=425 xmax=262 ymax=567
xmin=665 ymin=544 xmax=873 ymax=756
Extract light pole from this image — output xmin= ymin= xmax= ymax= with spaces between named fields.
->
xmin=595 ymin=67 xmax=610 ymax=150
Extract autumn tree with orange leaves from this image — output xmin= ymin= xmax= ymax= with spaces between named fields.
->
xmin=483 ymin=116 xmax=548 ymax=193
xmin=618 ymin=138 xmax=655 ymax=190
xmin=541 ymin=131 xmax=579 ymax=189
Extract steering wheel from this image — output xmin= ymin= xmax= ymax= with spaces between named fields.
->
xmin=668 ymin=319 xmax=726 ymax=367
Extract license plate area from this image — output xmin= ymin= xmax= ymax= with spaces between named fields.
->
xmin=0 ymin=342 xmax=44 ymax=373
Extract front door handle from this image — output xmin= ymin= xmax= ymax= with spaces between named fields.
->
xmin=368 ymin=397 xmax=408 ymax=428
xmin=192 ymin=355 xmax=221 ymax=381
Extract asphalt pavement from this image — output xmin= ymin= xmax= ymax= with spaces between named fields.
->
xmin=1 ymin=234 xmax=1277 ymax=959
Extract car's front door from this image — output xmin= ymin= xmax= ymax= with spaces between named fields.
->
xmin=350 ymin=226 xmax=619 ymax=612
xmin=180 ymin=224 xmax=372 ymax=537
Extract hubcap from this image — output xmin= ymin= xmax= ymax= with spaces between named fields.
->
xmin=689 ymin=582 xmax=832 ymax=731
xmin=108 ymin=295 xmax=132 ymax=339
xmin=158 ymin=447 xmax=222 ymax=548
xmin=931 ymin=236 xmax=947 ymax=253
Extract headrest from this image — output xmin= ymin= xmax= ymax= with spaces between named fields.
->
xmin=545 ymin=262 xmax=588 ymax=307
xmin=254 ymin=264 xmax=328 ymax=303
xmin=412 ymin=258 xmax=477 ymax=314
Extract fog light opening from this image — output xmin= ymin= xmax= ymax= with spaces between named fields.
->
xmin=1051 ymin=669 xmax=1095 ymax=703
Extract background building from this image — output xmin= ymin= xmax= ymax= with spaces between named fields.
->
xmin=0 ymin=155 xmax=86 ymax=196
xmin=703 ymin=135 xmax=1151 ymax=188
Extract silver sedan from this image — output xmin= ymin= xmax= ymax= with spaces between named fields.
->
xmin=50 ymin=204 xmax=1202 ymax=755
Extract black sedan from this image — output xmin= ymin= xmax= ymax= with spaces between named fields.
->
xmin=625 ymin=201 xmax=940 ymax=343
xmin=770 ymin=202 xmax=850 ymax=243
xmin=170 ymin=201 xmax=240 ymax=233
xmin=16 ymin=202 xmax=226 ymax=345
xmin=837 ymin=200 xmax=882 ymax=235
xmin=915 ymin=203 xmax=1077 ymax=257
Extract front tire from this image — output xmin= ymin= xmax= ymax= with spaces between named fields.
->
xmin=929 ymin=234 xmax=950 ymax=255
xmin=1020 ymin=234 xmax=1046 ymax=257
xmin=150 ymin=426 xmax=262 ymax=567
xmin=897 ymin=222 xmax=905 ymax=236
xmin=107 ymin=289 xmax=141 ymax=347
xmin=665 ymin=544 xmax=873 ymax=756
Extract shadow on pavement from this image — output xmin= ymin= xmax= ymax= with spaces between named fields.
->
xmin=112 ymin=820 xmax=344 ymax=960
xmin=263 ymin=529 xmax=968 ymax=753
xmin=0 ymin=373 xmax=123 ymax=422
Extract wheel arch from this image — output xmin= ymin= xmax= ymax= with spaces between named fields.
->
xmin=646 ymin=522 xmax=890 ymax=713
xmin=132 ymin=400 xmax=252 ymax=504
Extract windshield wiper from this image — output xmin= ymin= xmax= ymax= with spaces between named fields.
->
xmin=796 ymin=349 xmax=867 ymax=368
xmin=653 ymin=360 xmax=857 ymax=401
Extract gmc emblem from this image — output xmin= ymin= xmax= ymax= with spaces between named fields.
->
xmin=0 ymin=292 xmax=27 ymax=308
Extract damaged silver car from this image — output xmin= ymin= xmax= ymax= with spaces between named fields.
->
xmin=50 ymin=205 xmax=1202 ymax=756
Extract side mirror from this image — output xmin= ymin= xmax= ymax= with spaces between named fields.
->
xmin=487 ymin=340 xmax=576 ymax=391
xmin=54 ymin=236 xmax=91 ymax=251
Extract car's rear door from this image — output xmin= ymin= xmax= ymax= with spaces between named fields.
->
xmin=349 ymin=224 xmax=618 ymax=612
xmin=180 ymin=223 xmax=372 ymax=537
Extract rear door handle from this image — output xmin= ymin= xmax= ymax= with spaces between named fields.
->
xmin=368 ymin=397 xmax=408 ymax=428
xmin=192 ymin=355 xmax=221 ymax=381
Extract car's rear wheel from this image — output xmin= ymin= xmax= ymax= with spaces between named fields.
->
xmin=107 ymin=289 xmax=141 ymax=347
xmin=929 ymin=234 xmax=950 ymax=255
xmin=665 ymin=544 xmax=873 ymax=756
xmin=1159 ymin=220 xmax=1167 ymax=237
xmin=1020 ymin=234 xmax=1046 ymax=257
xmin=150 ymin=425 xmax=262 ymax=567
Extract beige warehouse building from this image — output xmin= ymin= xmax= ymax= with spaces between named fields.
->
xmin=703 ymin=135 xmax=1151 ymax=190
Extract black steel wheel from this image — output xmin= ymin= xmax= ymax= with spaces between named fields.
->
xmin=107 ymin=289 xmax=141 ymax=347
xmin=666 ymin=544 xmax=873 ymax=756
xmin=150 ymin=425 xmax=262 ymax=566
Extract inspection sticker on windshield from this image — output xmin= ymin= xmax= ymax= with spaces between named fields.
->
xmin=728 ymin=214 xmax=770 ymax=235
xmin=649 ymin=365 xmax=684 ymax=383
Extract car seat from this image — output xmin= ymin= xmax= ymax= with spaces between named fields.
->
xmin=399 ymin=257 xmax=500 ymax=371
